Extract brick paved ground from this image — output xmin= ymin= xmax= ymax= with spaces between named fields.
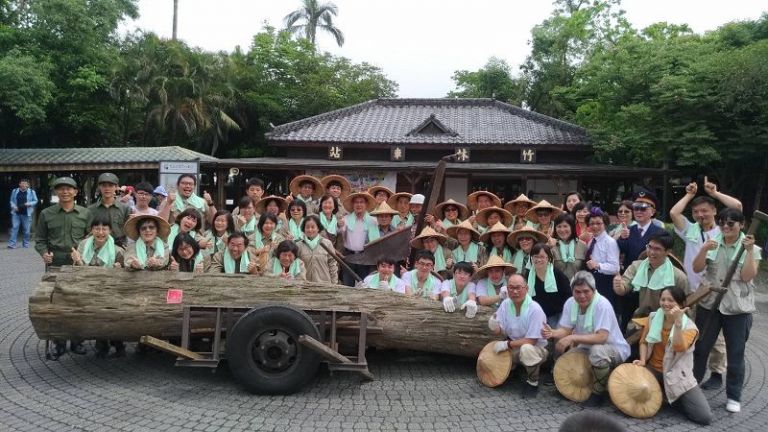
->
xmin=1 ymin=245 xmax=766 ymax=431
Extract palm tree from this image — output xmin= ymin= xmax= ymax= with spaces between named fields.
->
xmin=283 ymin=0 xmax=344 ymax=47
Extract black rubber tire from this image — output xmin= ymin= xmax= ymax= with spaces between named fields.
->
xmin=226 ymin=305 xmax=321 ymax=395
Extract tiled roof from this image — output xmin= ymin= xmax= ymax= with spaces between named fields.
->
xmin=267 ymin=98 xmax=589 ymax=146
xmin=0 ymin=146 xmax=219 ymax=166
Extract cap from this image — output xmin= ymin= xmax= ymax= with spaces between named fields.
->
xmin=633 ymin=189 xmax=658 ymax=209
xmin=97 ymin=172 xmax=119 ymax=185
xmin=153 ymin=186 xmax=168 ymax=197
xmin=410 ymin=194 xmax=425 ymax=205
xmin=53 ymin=177 xmax=78 ymax=189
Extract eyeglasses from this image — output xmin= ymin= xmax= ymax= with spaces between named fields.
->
xmin=507 ymin=285 xmax=526 ymax=291
xmin=536 ymin=210 xmax=552 ymax=216
xmin=445 ymin=207 xmax=458 ymax=212
xmin=617 ymin=209 xmax=631 ymax=214
xmin=178 ymin=181 xmax=195 ymax=187
xmin=589 ymin=221 xmax=604 ymax=226
xmin=415 ymin=261 xmax=434 ymax=268
xmin=140 ymin=225 xmax=157 ymax=231
xmin=531 ymin=255 xmax=549 ymax=261
xmin=717 ymin=220 xmax=738 ymax=228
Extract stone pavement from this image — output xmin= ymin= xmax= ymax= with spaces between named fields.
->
xmin=1 ymin=245 xmax=767 ymax=431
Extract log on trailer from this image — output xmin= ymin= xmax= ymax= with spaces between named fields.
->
xmin=29 ymin=267 xmax=496 ymax=358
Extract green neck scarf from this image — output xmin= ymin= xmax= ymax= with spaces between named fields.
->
xmin=82 ymin=235 xmax=116 ymax=268
xmin=478 ymin=277 xmax=505 ymax=298
xmin=558 ymin=239 xmax=576 ymax=263
xmin=254 ymin=230 xmax=275 ymax=249
xmin=490 ymin=246 xmax=513 ymax=262
xmin=646 ymin=309 xmax=688 ymax=345
xmin=449 ymin=279 xmax=472 ymax=304
xmin=174 ymin=192 xmax=205 ymax=213
xmin=167 ymin=224 xmax=180 ymax=249
xmin=392 ymin=213 xmax=414 ymax=228
xmin=529 ymin=263 xmax=558 ymax=294
xmin=319 ymin=212 xmax=337 ymax=235
xmin=453 ymin=242 xmax=480 ymax=263
xmin=409 ymin=269 xmax=436 ymax=298
xmin=706 ymin=232 xmax=748 ymax=264
xmin=512 ymin=250 xmax=531 ymax=273
xmin=368 ymin=272 xmax=397 ymax=290
xmin=442 ymin=218 xmax=460 ymax=229
xmin=296 ymin=195 xmax=314 ymax=205
xmin=508 ymin=293 xmax=533 ymax=328
xmin=288 ymin=218 xmax=304 ymax=240
xmin=271 ymin=257 xmax=301 ymax=277
xmin=241 ymin=216 xmax=257 ymax=234
xmin=136 ymin=238 xmax=165 ymax=268
xmin=570 ymin=291 xmax=601 ymax=333
xmin=224 ymin=248 xmax=249 ymax=274
xmin=476 ymin=224 xmax=488 ymax=235
xmin=631 ymin=257 xmax=675 ymax=291
xmin=685 ymin=221 xmax=715 ymax=244
xmin=345 ymin=213 xmax=379 ymax=241
xmin=304 ymin=235 xmax=321 ymax=250
xmin=433 ymin=244 xmax=447 ymax=271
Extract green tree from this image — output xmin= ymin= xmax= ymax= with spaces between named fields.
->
xmin=283 ymin=0 xmax=344 ymax=47
xmin=448 ymin=57 xmax=524 ymax=105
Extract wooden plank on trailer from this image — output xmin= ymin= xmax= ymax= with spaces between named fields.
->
xmin=139 ymin=335 xmax=204 ymax=360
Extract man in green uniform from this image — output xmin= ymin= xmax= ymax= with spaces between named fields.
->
xmin=87 ymin=172 xmax=131 ymax=245
xmin=34 ymin=176 xmax=91 ymax=358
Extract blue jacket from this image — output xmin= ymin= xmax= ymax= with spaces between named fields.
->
xmin=10 ymin=187 xmax=38 ymax=217
xmin=617 ymin=222 xmax=664 ymax=269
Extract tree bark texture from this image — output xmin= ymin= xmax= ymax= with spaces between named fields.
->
xmin=29 ymin=267 xmax=496 ymax=358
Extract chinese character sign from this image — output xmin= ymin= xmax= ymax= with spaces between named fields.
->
xmin=455 ymin=148 xmax=470 ymax=162
xmin=520 ymin=148 xmax=536 ymax=164
xmin=328 ymin=146 xmax=343 ymax=160
xmin=391 ymin=146 xmax=405 ymax=161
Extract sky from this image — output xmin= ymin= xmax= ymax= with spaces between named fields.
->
xmin=122 ymin=0 xmax=767 ymax=98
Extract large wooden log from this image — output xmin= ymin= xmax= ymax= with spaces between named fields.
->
xmin=28 ymin=267 xmax=496 ymax=358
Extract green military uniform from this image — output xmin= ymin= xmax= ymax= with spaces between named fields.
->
xmin=87 ymin=201 xmax=131 ymax=241
xmin=35 ymin=204 xmax=90 ymax=266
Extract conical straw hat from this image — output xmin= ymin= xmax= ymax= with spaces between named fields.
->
xmin=479 ymin=221 xmax=512 ymax=243
xmin=410 ymin=226 xmax=449 ymax=249
xmin=475 ymin=206 xmax=513 ymax=228
xmin=289 ymin=175 xmax=324 ymax=199
xmin=446 ymin=219 xmax=481 ymax=242
xmin=503 ymin=194 xmax=537 ymax=213
xmin=370 ymin=201 xmax=399 ymax=216
xmin=607 ymin=363 xmax=663 ymax=419
xmin=524 ymin=200 xmax=563 ymax=224
xmin=320 ymin=175 xmax=352 ymax=198
xmin=467 ymin=190 xmax=502 ymax=211
xmin=474 ymin=255 xmax=516 ymax=280
xmin=434 ymin=198 xmax=469 ymax=220
xmin=553 ymin=350 xmax=594 ymax=402
xmin=476 ymin=341 xmax=514 ymax=388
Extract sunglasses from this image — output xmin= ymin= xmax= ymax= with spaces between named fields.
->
xmin=445 ymin=207 xmax=459 ymax=212
xmin=632 ymin=204 xmax=652 ymax=211
xmin=717 ymin=220 xmax=739 ymax=228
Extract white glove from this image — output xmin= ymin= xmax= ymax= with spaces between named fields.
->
xmin=493 ymin=340 xmax=509 ymax=353
xmin=499 ymin=287 xmax=508 ymax=300
xmin=488 ymin=314 xmax=501 ymax=332
xmin=379 ymin=281 xmax=390 ymax=291
xmin=461 ymin=299 xmax=478 ymax=319
xmin=442 ymin=296 xmax=456 ymax=313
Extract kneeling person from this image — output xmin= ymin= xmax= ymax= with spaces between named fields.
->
xmin=542 ymin=270 xmax=630 ymax=406
xmin=488 ymin=274 xmax=549 ymax=398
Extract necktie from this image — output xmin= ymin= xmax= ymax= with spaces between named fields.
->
xmin=585 ymin=238 xmax=597 ymax=262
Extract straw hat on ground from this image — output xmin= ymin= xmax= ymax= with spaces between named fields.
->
xmin=607 ymin=364 xmax=663 ymax=419
xmin=342 ymin=192 xmax=376 ymax=213
xmin=320 ymin=175 xmax=352 ymax=198
xmin=467 ymin=190 xmax=502 ymax=211
xmin=474 ymin=255 xmax=516 ymax=280
xmin=475 ymin=206 xmax=514 ymax=228
xmin=410 ymin=226 xmax=450 ymax=249
xmin=524 ymin=200 xmax=563 ymax=224
xmin=476 ymin=341 xmax=514 ymax=388
xmin=124 ymin=215 xmax=171 ymax=241
xmin=289 ymin=175 xmax=324 ymax=199
xmin=387 ymin=192 xmax=413 ymax=208
xmin=479 ymin=221 xmax=512 ymax=243
xmin=553 ymin=350 xmax=594 ymax=402
xmin=367 ymin=185 xmax=394 ymax=199
xmin=506 ymin=226 xmax=549 ymax=247
xmin=446 ymin=219 xmax=481 ymax=242
xmin=433 ymin=199 xmax=469 ymax=220
xmin=370 ymin=201 xmax=399 ymax=216
xmin=503 ymin=194 xmax=537 ymax=214
xmin=254 ymin=195 xmax=288 ymax=215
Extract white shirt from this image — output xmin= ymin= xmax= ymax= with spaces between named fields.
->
xmin=439 ymin=280 xmax=477 ymax=301
xmin=588 ymin=231 xmax=620 ymax=275
xmin=363 ymin=273 xmax=406 ymax=294
xmin=636 ymin=220 xmax=652 ymax=237
xmin=497 ymin=299 xmax=548 ymax=348
xmin=401 ymin=271 xmax=441 ymax=296
xmin=558 ymin=296 xmax=630 ymax=361
xmin=674 ymin=218 xmax=720 ymax=292
xmin=340 ymin=213 xmax=373 ymax=252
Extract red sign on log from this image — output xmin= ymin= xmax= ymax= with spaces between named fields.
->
xmin=166 ymin=289 xmax=183 ymax=304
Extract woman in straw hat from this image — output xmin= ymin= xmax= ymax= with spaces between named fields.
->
xmin=475 ymin=206 xmax=513 ymax=236
xmin=633 ymin=286 xmax=713 ymax=424
xmin=279 ymin=199 xmax=307 ymax=242
xmin=370 ymin=201 xmax=399 ymax=238
xmin=367 ymin=185 xmax=394 ymax=205
xmin=504 ymin=194 xmax=537 ymax=231
xmin=507 ymin=227 xmax=548 ymax=278
xmin=410 ymin=226 xmax=454 ymax=277
xmin=474 ymin=255 xmax=515 ymax=308
xmin=447 ymin=220 xmax=486 ymax=271
xmin=481 ymin=222 xmax=514 ymax=265
xmin=525 ymin=200 xmax=562 ymax=237
xmin=432 ymin=199 xmax=469 ymax=233
xmin=296 ymin=215 xmax=338 ymax=284
xmin=288 ymin=175 xmax=324 ymax=215
xmin=254 ymin=195 xmax=288 ymax=232
xmin=487 ymin=273 xmax=550 ymax=398
xmin=265 ymin=240 xmax=307 ymax=281
xmin=550 ymin=213 xmax=588 ymax=280
xmin=320 ymin=175 xmax=351 ymax=218
xmin=123 ymin=215 xmax=171 ymax=271
xmin=439 ymin=261 xmax=478 ymax=318
xmin=388 ymin=192 xmax=413 ymax=229
xmin=528 ymin=243 xmax=572 ymax=328
xmin=401 ymin=249 xmax=442 ymax=299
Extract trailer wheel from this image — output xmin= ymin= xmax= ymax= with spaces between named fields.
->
xmin=227 ymin=305 xmax=321 ymax=394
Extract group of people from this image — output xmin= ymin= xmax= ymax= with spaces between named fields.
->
xmin=29 ymin=171 xmax=760 ymax=423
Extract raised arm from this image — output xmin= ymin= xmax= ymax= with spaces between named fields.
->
xmin=670 ymin=182 xmax=696 ymax=232
xmin=704 ymin=176 xmax=742 ymax=211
